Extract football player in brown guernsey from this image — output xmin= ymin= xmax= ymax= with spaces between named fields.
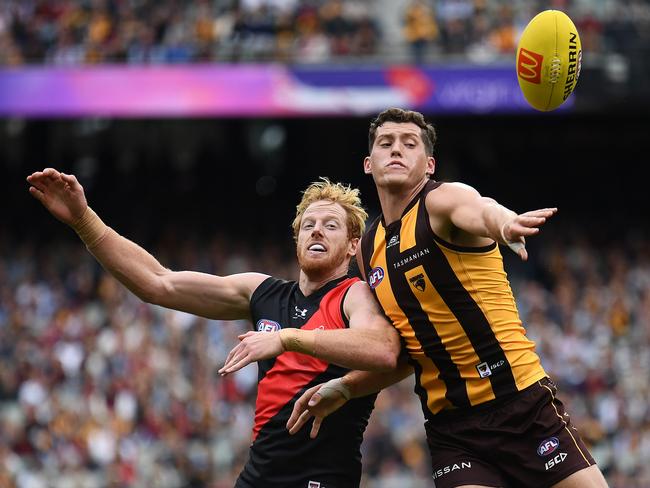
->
xmin=288 ymin=108 xmax=608 ymax=488
xmin=27 ymin=168 xmax=401 ymax=488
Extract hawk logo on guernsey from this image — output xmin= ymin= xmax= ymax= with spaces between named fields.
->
xmin=386 ymin=235 xmax=400 ymax=248
xmin=409 ymin=273 xmax=426 ymax=292
xmin=368 ymin=267 xmax=385 ymax=289
xmin=476 ymin=360 xmax=505 ymax=378
xmin=257 ymin=319 xmax=281 ymax=332
xmin=476 ymin=362 xmax=492 ymax=378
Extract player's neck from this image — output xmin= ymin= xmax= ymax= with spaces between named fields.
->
xmin=299 ymin=267 xmax=347 ymax=296
xmin=377 ymin=178 xmax=428 ymax=226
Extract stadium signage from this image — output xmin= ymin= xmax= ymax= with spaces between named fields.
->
xmin=0 ymin=65 xmax=572 ymax=117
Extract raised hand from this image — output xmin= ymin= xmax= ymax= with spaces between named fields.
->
xmin=501 ymin=207 xmax=558 ymax=261
xmin=218 ymin=331 xmax=284 ymax=376
xmin=26 ymin=168 xmax=87 ymax=226
xmin=286 ymin=379 xmax=350 ymax=438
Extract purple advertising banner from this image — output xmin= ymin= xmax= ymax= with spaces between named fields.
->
xmin=0 ymin=64 xmax=571 ymax=117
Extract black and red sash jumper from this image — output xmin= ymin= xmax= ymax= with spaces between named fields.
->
xmin=235 ymin=276 xmax=376 ymax=488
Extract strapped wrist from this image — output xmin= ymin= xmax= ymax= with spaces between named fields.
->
xmin=72 ymin=206 xmax=109 ymax=249
xmin=279 ymin=328 xmax=317 ymax=355
xmin=319 ymin=377 xmax=352 ymax=401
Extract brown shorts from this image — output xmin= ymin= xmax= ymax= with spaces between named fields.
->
xmin=425 ymin=378 xmax=596 ymax=488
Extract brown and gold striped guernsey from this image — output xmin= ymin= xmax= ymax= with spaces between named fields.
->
xmin=362 ymin=180 xmax=546 ymax=419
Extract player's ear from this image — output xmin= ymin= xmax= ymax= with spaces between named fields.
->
xmin=348 ymin=237 xmax=360 ymax=257
xmin=426 ymin=156 xmax=435 ymax=177
xmin=363 ymin=156 xmax=372 ymax=175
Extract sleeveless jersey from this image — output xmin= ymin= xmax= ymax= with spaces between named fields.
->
xmin=361 ymin=180 xmax=546 ymax=420
xmin=236 ymin=276 xmax=376 ymax=488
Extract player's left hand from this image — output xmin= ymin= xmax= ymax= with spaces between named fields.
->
xmin=286 ymin=379 xmax=349 ymax=438
xmin=218 ymin=331 xmax=284 ymax=376
xmin=501 ymin=207 xmax=557 ymax=261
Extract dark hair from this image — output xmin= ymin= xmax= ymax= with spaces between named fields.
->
xmin=368 ymin=108 xmax=437 ymax=156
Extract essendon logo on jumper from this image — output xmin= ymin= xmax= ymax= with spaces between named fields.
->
xmin=518 ymin=48 xmax=543 ymax=84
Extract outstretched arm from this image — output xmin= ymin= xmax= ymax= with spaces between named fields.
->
xmin=287 ymin=355 xmax=413 ymax=438
xmin=219 ymin=280 xmax=401 ymax=374
xmin=427 ymin=182 xmax=557 ymax=261
xmin=27 ymin=168 xmax=265 ymax=320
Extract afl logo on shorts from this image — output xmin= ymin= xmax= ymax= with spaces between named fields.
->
xmin=368 ymin=266 xmax=385 ymax=289
xmin=537 ymin=437 xmax=560 ymax=456
xmin=257 ymin=319 xmax=281 ymax=332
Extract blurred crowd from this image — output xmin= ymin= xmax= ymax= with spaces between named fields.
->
xmin=0 ymin=0 xmax=649 ymax=66
xmin=1 ymin=225 xmax=649 ymax=487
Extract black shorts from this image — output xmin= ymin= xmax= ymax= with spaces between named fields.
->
xmin=235 ymin=476 xmax=356 ymax=488
xmin=425 ymin=378 xmax=596 ymax=488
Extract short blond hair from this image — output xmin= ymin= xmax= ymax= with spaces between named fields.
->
xmin=292 ymin=178 xmax=368 ymax=241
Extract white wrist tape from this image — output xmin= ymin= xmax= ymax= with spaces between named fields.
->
xmin=506 ymin=241 xmax=526 ymax=254
xmin=500 ymin=221 xmax=525 ymax=254
xmin=499 ymin=221 xmax=511 ymax=244
xmin=318 ymin=378 xmax=351 ymax=401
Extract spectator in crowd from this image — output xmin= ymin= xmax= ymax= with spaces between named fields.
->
xmin=1 ymin=220 xmax=650 ymax=486
xmin=1 ymin=0 xmax=648 ymax=65
xmin=402 ymin=0 xmax=439 ymax=64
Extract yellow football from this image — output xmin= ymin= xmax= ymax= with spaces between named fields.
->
xmin=516 ymin=10 xmax=582 ymax=111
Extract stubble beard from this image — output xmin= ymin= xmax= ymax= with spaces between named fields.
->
xmin=297 ymin=247 xmax=346 ymax=279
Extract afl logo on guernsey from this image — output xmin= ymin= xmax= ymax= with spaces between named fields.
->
xmin=257 ymin=319 xmax=281 ymax=332
xmin=368 ymin=266 xmax=385 ymax=289
xmin=537 ymin=437 xmax=560 ymax=456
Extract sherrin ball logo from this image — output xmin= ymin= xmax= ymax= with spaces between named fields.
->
xmin=368 ymin=266 xmax=385 ymax=289
xmin=537 ymin=437 xmax=560 ymax=456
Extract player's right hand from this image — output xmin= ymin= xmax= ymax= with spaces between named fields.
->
xmin=26 ymin=168 xmax=87 ymax=226
xmin=287 ymin=380 xmax=349 ymax=438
